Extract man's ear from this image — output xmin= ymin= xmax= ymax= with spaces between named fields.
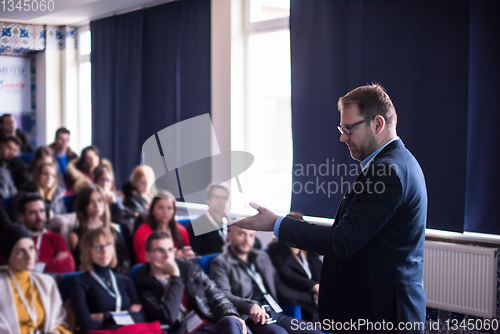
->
xmin=373 ymin=115 xmax=386 ymax=135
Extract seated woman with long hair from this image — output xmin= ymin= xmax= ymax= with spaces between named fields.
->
xmin=28 ymin=145 xmax=66 ymax=194
xmin=33 ymin=162 xmax=67 ymax=219
xmin=0 ymin=224 xmax=70 ymax=334
xmin=133 ymin=190 xmax=194 ymax=263
xmin=69 ymin=227 xmax=145 ymax=333
xmin=69 ymin=185 xmax=129 ymax=272
xmin=67 ymin=145 xmax=113 ymax=192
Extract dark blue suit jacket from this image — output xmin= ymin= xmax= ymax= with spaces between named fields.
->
xmin=279 ymin=139 xmax=427 ymax=333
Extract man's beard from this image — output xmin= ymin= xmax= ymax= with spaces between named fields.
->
xmin=26 ymin=221 xmax=45 ymax=233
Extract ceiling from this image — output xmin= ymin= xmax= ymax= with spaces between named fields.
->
xmin=0 ymin=0 xmax=175 ymax=26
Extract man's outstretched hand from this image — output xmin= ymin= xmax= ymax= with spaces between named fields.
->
xmin=231 ymin=202 xmax=279 ymax=232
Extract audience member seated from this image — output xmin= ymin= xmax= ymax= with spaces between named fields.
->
xmin=49 ymin=127 xmax=78 ymax=190
xmin=17 ymin=192 xmax=74 ymax=274
xmin=69 ymin=227 xmax=145 ymax=333
xmin=93 ymin=165 xmax=134 ymax=230
xmin=210 ymin=226 xmax=322 ymax=334
xmin=0 ymin=114 xmax=34 ymax=153
xmin=28 ymin=145 xmax=66 ymax=194
xmin=69 ymin=185 xmax=130 ymax=273
xmin=122 ymin=165 xmax=155 ymax=215
xmin=0 ymin=224 xmax=70 ymax=333
xmin=133 ymin=190 xmax=194 ymax=263
xmin=267 ymin=213 xmax=321 ymax=322
xmin=187 ymin=183 xmax=236 ymax=256
xmin=67 ymin=145 xmax=112 ymax=192
xmin=0 ymin=136 xmax=25 ymax=197
xmin=0 ymin=203 xmax=12 ymax=229
xmin=134 ymin=231 xmax=248 ymax=334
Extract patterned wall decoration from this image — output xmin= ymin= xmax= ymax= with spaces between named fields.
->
xmin=0 ymin=22 xmax=77 ymax=55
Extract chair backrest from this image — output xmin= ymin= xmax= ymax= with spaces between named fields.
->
xmin=198 ymin=253 xmax=220 ymax=274
xmin=177 ymin=217 xmax=192 ymax=229
xmin=19 ymin=152 xmax=34 ymax=165
xmin=62 ymin=194 xmax=77 ymax=213
xmin=129 ymin=263 xmax=143 ymax=280
xmin=59 ymin=271 xmax=84 ymax=301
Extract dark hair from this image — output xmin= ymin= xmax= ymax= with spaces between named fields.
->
xmin=55 ymin=127 xmax=70 ymax=138
xmin=29 ymin=146 xmax=55 ymax=174
xmin=338 ymin=84 xmax=397 ymax=126
xmin=148 ymin=190 xmax=184 ymax=248
xmin=0 ymin=114 xmax=12 ymax=126
xmin=93 ymin=165 xmax=116 ymax=192
xmin=17 ymin=192 xmax=44 ymax=215
xmin=145 ymin=230 xmax=172 ymax=252
xmin=75 ymin=185 xmax=111 ymax=235
xmin=1 ymin=136 xmax=21 ymax=146
xmin=76 ymin=145 xmax=101 ymax=173
xmin=205 ymin=182 xmax=230 ymax=200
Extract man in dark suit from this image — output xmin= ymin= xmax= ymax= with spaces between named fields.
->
xmin=234 ymin=84 xmax=428 ymax=333
xmin=187 ymin=183 xmax=233 ymax=256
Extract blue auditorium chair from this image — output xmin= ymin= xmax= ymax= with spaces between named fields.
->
xmin=198 ymin=253 xmax=220 ymax=274
xmin=59 ymin=271 xmax=83 ymax=301
xmin=62 ymin=194 xmax=77 ymax=212
xmin=129 ymin=263 xmax=142 ymax=280
xmin=20 ymin=152 xmax=34 ymax=165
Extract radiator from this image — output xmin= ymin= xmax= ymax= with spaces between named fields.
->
xmin=423 ymin=241 xmax=498 ymax=318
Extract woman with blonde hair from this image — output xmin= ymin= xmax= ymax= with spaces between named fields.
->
xmin=33 ymin=162 xmax=66 ymax=218
xmin=0 ymin=224 xmax=70 ymax=334
xmin=69 ymin=227 xmax=147 ymax=333
xmin=68 ymin=185 xmax=129 ymax=272
xmin=122 ymin=165 xmax=155 ymax=213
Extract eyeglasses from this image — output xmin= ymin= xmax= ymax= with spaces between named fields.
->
xmin=212 ymin=195 xmax=229 ymax=201
xmin=337 ymin=116 xmax=375 ymax=136
xmin=92 ymin=242 xmax=115 ymax=252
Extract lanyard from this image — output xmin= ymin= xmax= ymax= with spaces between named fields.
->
xmin=205 ymin=212 xmax=228 ymax=242
xmin=34 ymin=229 xmax=46 ymax=262
xmin=244 ymin=263 xmax=268 ymax=294
xmin=296 ymin=252 xmax=312 ymax=279
xmin=9 ymin=270 xmax=38 ymax=327
xmin=90 ymin=270 xmax=122 ymax=312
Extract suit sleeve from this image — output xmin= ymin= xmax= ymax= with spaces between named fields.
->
xmin=209 ymin=257 xmax=257 ymax=315
xmin=279 ymin=163 xmax=403 ymax=260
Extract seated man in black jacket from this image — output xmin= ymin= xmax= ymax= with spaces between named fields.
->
xmin=209 ymin=226 xmax=322 ymax=334
xmin=134 ymin=230 xmax=248 ymax=334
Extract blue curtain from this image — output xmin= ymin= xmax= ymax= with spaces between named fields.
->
xmin=91 ymin=0 xmax=211 ymax=200
xmin=290 ymin=0 xmax=474 ymax=232
xmin=464 ymin=1 xmax=500 ymax=235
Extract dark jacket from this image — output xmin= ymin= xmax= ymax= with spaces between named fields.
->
xmin=279 ymin=139 xmax=427 ymax=333
xmin=209 ymin=246 xmax=312 ymax=318
xmin=0 ymin=162 xmax=17 ymax=199
xmin=134 ymin=259 xmax=239 ymax=334
xmin=267 ymin=239 xmax=322 ymax=292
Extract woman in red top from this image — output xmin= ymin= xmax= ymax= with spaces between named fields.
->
xmin=133 ymin=190 xmax=195 ymax=263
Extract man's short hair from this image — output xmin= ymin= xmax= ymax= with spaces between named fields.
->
xmin=55 ymin=127 xmax=70 ymax=138
xmin=0 ymin=114 xmax=12 ymax=126
xmin=205 ymin=182 xmax=230 ymax=200
xmin=145 ymin=230 xmax=172 ymax=252
xmin=18 ymin=192 xmax=44 ymax=215
xmin=338 ymin=84 xmax=397 ymax=126
xmin=1 ymin=136 xmax=21 ymax=146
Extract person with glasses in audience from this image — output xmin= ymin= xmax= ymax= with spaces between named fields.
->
xmin=0 ymin=224 xmax=70 ymax=333
xmin=233 ymin=84 xmax=428 ymax=333
xmin=134 ymin=230 xmax=248 ymax=334
xmin=134 ymin=190 xmax=194 ymax=263
xmin=69 ymin=185 xmax=130 ymax=273
xmin=69 ymin=227 xmax=146 ymax=333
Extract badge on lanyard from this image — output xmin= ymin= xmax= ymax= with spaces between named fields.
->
xmin=89 ymin=270 xmax=122 ymax=313
xmin=33 ymin=230 xmax=46 ymax=273
xmin=111 ymin=311 xmax=135 ymax=325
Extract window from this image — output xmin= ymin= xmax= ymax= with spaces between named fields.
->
xmin=231 ymin=0 xmax=292 ymax=215
xmin=77 ymin=26 xmax=92 ymax=150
